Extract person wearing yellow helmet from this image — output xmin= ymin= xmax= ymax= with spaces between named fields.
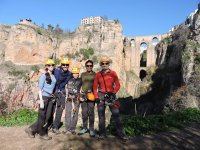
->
xmin=51 ymin=57 xmax=73 ymax=134
xmin=63 ymin=66 xmax=82 ymax=134
xmin=93 ymin=57 xmax=127 ymax=141
xmin=78 ymin=60 xmax=96 ymax=137
xmin=25 ymin=59 xmax=56 ymax=140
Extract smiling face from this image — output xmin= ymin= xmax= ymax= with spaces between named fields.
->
xmin=46 ymin=64 xmax=55 ymax=72
xmin=101 ymin=62 xmax=109 ymax=70
xmin=86 ymin=62 xmax=93 ymax=72
xmin=73 ymin=73 xmax=79 ymax=79
xmin=61 ymin=63 xmax=69 ymax=71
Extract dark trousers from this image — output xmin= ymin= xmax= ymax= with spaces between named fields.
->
xmin=30 ymin=96 xmax=53 ymax=136
xmin=52 ymin=94 xmax=66 ymax=129
xmin=65 ymin=100 xmax=80 ymax=131
xmin=81 ymin=101 xmax=95 ymax=130
xmin=98 ymin=92 xmax=124 ymax=137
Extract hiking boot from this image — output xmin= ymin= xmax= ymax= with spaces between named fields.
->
xmin=25 ymin=127 xmax=35 ymax=138
xmin=89 ymin=130 xmax=95 ymax=137
xmin=78 ymin=129 xmax=88 ymax=135
xmin=39 ymin=135 xmax=52 ymax=140
xmin=118 ymin=135 xmax=128 ymax=142
xmin=62 ymin=130 xmax=72 ymax=135
xmin=98 ymin=134 xmax=107 ymax=140
xmin=71 ymin=130 xmax=77 ymax=135
xmin=52 ymin=128 xmax=61 ymax=134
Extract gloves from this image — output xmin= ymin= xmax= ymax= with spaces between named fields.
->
xmin=104 ymin=92 xmax=116 ymax=100
xmin=39 ymin=99 xmax=44 ymax=109
xmin=95 ymin=98 xmax=100 ymax=103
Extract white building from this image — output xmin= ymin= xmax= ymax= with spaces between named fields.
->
xmin=81 ymin=16 xmax=104 ymax=25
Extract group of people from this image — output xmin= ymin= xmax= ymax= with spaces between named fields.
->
xmin=25 ymin=57 xmax=127 ymax=141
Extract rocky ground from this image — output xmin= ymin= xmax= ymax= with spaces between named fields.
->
xmin=0 ymin=124 xmax=200 ymax=150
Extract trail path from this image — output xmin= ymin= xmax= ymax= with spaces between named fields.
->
xmin=0 ymin=124 xmax=200 ymax=150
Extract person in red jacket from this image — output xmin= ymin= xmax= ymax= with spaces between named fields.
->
xmin=93 ymin=57 xmax=127 ymax=141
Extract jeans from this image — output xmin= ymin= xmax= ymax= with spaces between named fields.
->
xmin=81 ymin=101 xmax=95 ymax=130
xmin=52 ymin=94 xmax=66 ymax=129
xmin=65 ymin=99 xmax=80 ymax=131
xmin=97 ymin=92 xmax=124 ymax=137
xmin=30 ymin=96 xmax=53 ymax=136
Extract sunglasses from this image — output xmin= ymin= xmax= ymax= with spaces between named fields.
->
xmin=46 ymin=64 xmax=55 ymax=67
xmin=86 ymin=65 xmax=93 ymax=67
xmin=61 ymin=64 xmax=69 ymax=67
xmin=101 ymin=62 xmax=109 ymax=65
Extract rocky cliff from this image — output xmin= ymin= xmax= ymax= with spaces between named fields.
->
xmin=0 ymin=19 xmax=138 ymax=100
xmin=134 ymin=10 xmax=200 ymax=115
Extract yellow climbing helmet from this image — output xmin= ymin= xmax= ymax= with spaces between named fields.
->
xmin=45 ymin=59 xmax=55 ymax=65
xmin=72 ymin=67 xmax=80 ymax=74
xmin=100 ymin=57 xmax=110 ymax=63
xmin=61 ymin=58 xmax=70 ymax=64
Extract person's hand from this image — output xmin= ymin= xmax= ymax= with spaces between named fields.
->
xmin=105 ymin=92 xmax=116 ymax=99
xmin=39 ymin=99 xmax=44 ymax=109
xmin=39 ymin=68 xmax=46 ymax=74
xmin=95 ymin=98 xmax=100 ymax=103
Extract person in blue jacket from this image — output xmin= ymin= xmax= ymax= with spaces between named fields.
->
xmin=51 ymin=58 xmax=72 ymax=134
xmin=25 ymin=59 xmax=56 ymax=140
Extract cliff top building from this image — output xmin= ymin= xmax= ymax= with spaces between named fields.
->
xmin=81 ymin=16 xmax=104 ymax=25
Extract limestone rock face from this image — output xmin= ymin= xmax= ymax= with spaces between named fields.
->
xmin=138 ymin=10 xmax=200 ymax=113
xmin=0 ymin=72 xmax=39 ymax=114
xmin=58 ymin=20 xmax=124 ymax=75
xmin=1 ymin=24 xmax=54 ymax=65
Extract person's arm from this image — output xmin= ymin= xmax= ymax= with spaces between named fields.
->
xmin=61 ymin=71 xmax=73 ymax=89
xmin=112 ymin=71 xmax=120 ymax=94
xmin=54 ymin=69 xmax=60 ymax=91
xmin=65 ymin=83 xmax=69 ymax=97
xmin=80 ymin=73 xmax=84 ymax=93
xmin=93 ymin=73 xmax=99 ymax=99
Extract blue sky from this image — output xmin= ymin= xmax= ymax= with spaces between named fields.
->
xmin=0 ymin=0 xmax=199 ymax=36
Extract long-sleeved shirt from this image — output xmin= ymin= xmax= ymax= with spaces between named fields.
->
xmin=80 ymin=71 xmax=96 ymax=92
xmin=93 ymin=69 xmax=120 ymax=98
xmin=39 ymin=74 xmax=56 ymax=96
xmin=66 ymin=77 xmax=81 ymax=98
xmin=54 ymin=68 xmax=72 ymax=93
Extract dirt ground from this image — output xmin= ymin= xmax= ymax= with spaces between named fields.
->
xmin=0 ymin=124 xmax=200 ymax=150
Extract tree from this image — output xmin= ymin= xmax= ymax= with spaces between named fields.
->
xmin=47 ymin=24 xmax=54 ymax=32
xmin=54 ymin=24 xmax=63 ymax=35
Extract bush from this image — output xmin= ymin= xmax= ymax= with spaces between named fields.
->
xmin=92 ymin=55 xmax=98 ymax=64
xmin=107 ymin=108 xmax=200 ymax=136
xmin=0 ymin=109 xmax=38 ymax=126
xmin=80 ymin=48 xmax=94 ymax=60
xmin=54 ymin=58 xmax=61 ymax=65
xmin=8 ymin=69 xmax=28 ymax=78
xmin=36 ymin=28 xmax=42 ymax=35
xmin=31 ymin=65 xmax=40 ymax=73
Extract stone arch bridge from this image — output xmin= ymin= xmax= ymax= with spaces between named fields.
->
xmin=125 ymin=33 xmax=169 ymax=79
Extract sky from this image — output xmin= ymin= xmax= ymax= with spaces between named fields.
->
xmin=0 ymin=0 xmax=199 ymax=36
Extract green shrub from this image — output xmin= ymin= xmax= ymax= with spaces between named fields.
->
xmin=54 ymin=58 xmax=61 ymax=65
xmin=31 ymin=65 xmax=40 ymax=73
xmin=36 ymin=28 xmax=42 ymax=35
xmin=162 ymin=37 xmax=172 ymax=44
xmin=107 ymin=108 xmax=200 ymax=136
xmin=8 ymin=69 xmax=28 ymax=78
xmin=65 ymin=53 xmax=76 ymax=59
xmin=80 ymin=48 xmax=94 ymax=60
xmin=0 ymin=109 xmax=38 ymax=126
xmin=92 ymin=55 xmax=98 ymax=64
